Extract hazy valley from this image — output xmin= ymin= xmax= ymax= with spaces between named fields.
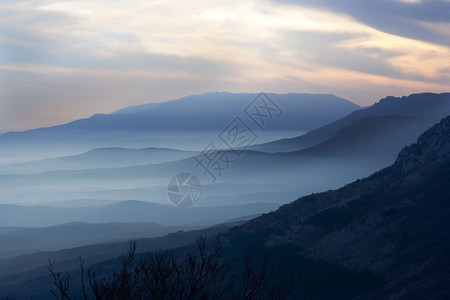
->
xmin=0 ymin=92 xmax=449 ymax=299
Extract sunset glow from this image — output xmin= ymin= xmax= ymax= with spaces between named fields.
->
xmin=1 ymin=0 xmax=449 ymax=131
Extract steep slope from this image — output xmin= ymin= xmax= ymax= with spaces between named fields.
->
xmin=227 ymin=115 xmax=450 ymax=299
xmin=254 ymin=93 xmax=450 ymax=153
xmin=294 ymin=115 xmax=432 ymax=160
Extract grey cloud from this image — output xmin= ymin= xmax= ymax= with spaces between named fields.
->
xmin=0 ymin=27 xmax=236 ymax=78
xmin=0 ymin=4 xmax=77 ymax=25
xmin=272 ymin=0 xmax=450 ymax=46
xmin=277 ymin=29 xmax=445 ymax=82
xmin=93 ymin=51 xmax=238 ymax=77
xmin=272 ymin=29 xmax=398 ymax=77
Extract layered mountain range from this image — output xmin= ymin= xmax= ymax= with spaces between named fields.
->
xmin=0 ymin=98 xmax=449 ymax=299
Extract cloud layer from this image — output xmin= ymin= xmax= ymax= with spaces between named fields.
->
xmin=0 ymin=0 xmax=449 ymax=131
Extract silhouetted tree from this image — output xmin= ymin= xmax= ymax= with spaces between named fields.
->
xmin=49 ymin=236 xmax=298 ymax=300
xmin=49 ymin=259 xmax=71 ymax=300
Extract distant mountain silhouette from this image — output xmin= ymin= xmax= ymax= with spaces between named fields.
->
xmin=0 ymin=200 xmax=278 ymax=227
xmin=0 ymin=92 xmax=359 ymax=161
xmin=0 ymin=221 xmax=196 ymax=259
xmin=254 ymin=93 xmax=450 ymax=153
xmin=293 ymin=115 xmax=432 ymax=161
xmin=0 ymin=147 xmax=196 ymax=174
xmin=112 ymin=103 xmax=161 ymax=114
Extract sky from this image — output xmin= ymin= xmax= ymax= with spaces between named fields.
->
xmin=0 ymin=0 xmax=449 ymax=132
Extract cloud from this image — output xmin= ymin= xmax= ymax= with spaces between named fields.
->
xmin=0 ymin=0 xmax=449 ymax=131
xmin=272 ymin=0 xmax=450 ymax=46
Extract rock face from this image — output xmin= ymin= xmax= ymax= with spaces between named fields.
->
xmin=227 ymin=115 xmax=450 ymax=299
xmin=395 ymin=116 xmax=450 ymax=174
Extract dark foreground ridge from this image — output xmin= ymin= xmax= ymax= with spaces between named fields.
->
xmin=224 ymin=115 xmax=450 ymax=299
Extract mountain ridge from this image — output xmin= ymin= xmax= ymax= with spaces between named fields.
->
xmin=1 ymin=92 xmax=359 ymax=136
xmin=0 ymin=200 xmax=279 ymax=227
xmin=253 ymin=92 xmax=450 ymax=153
